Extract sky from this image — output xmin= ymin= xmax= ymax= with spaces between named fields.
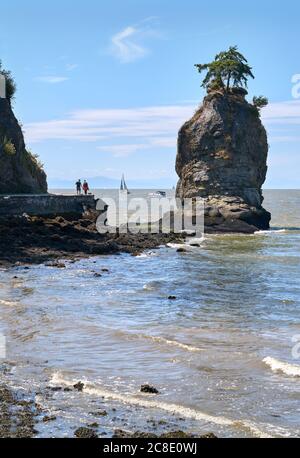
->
xmin=0 ymin=0 xmax=300 ymax=188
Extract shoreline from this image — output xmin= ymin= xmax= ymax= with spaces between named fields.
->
xmin=0 ymin=211 xmax=266 ymax=269
xmin=0 ymin=214 xmax=184 ymax=268
xmin=0 ymin=384 xmax=41 ymax=438
xmin=0 ymin=381 xmax=217 ymax=438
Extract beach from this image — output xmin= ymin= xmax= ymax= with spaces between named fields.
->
xmin=0 ymin=189 xmax=299 ymax=438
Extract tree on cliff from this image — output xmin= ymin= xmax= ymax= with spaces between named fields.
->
xmin=252 ymin=95 xmax=268 ymax=110
xmin=195 ymin=46 xmax=254 ymax=92
xmin=0 ymin=60 xmax=16 ymax=101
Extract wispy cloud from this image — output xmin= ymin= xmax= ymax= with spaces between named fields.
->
xmin=262 ymin=100 xmax=300 ymax=125
xmin=109 ymin=18 xmax=161 ymax=63
xmin=96 ymin=137 xmax=177 ymax=157
xmin=34 ymin=76 xmax=69 ymax=84
xmin=24 ymin=104 xmax=195 ymax=153
xmin=111 ymin=26 xmax=147 ymax=63
xmin=262 ymin=100 xmax=300 ymax=144
xmin=269 ymin=135 xmax=300 ymax=143
xmin=96 ymin=144 xmax=148 ymax=157
xmin=24 ymin=100 xmax=300 ymax=158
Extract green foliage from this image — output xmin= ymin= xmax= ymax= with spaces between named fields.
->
xmin=252 ymin=95 xmax=268 ymax=110
xmin=207 ymin=76 xmax=225 ymax=92
xmin=0 ymin=60 xmax=17 ymax=100
xmin=195 ymin=46 xmax=254 ymax=92
xmin=24 ymin=149 xmax=44 ymax=171
xmin=2 ymin=136 xmax=16 ymax=155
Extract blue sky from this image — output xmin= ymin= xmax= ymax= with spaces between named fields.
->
xmin=0 ymin=0 xmax=300 ymax=188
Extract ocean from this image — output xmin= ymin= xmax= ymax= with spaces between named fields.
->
xmin=0 ymin=189 xmax=299 ymax=437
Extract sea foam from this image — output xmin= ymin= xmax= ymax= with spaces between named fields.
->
xmin=143 ymin=334 xmax=202 ymax=352
xmin=263 ymin=357 xmax=300 ymax=377
xmin=254 ymin=229 xmax=287 ymax=235
xmin=50 ymin=372 xmax=273 ymax=438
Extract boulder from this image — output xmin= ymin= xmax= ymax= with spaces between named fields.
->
xmin=175 ymin=90 xmax=271 ymax=233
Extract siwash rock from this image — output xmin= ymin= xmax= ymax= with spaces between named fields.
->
xmin=175 ymin=88 xmax=271 ymax=233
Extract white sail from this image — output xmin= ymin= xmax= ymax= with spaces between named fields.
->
xmin=120 ymin=174 xmax=129 ymax=193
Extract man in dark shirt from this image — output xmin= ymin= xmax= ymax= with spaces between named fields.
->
xmin=76 ymin=179 xmax=82 ymax=195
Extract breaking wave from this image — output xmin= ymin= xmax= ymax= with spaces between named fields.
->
xmin=142 ymin=334 xmax=202 ymax=352
xmin=254 ymin=229 xmax=287 ymax=235
xmin=50 ymin=372 xmax=273 ymax=438
xmin=109 ymin=327 xmax=203 ymax=353
xmin=263 ymin=357 xmax=300 ymax=377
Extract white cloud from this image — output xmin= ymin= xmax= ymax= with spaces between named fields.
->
xmin=149 ymin=137 xmax=177 ymax=148
xmin=111 ymin=26 xmax=147 ymax=63
xmin=262 ymin=100 xmax=300 ymax=125
xmin=97 ymin=144 xmax=148 ymax=157
xmin=261 ymin=100 xmax=300 ymax=146
xmin=109 ymin=18 xmax=161 ymax=63
xmin=96 ymin=137 xmax=177 ymax=157
xmin=34 ymin=76 xmax=69 ymax=84
xmin=24 ymin=105 xmax=195 ymax=148
xmin=269 ymin=135 xmax=300 ymax=143
xmin=24 ymin=100 xmax=300 ymax=158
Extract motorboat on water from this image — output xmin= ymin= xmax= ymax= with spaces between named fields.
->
xmin=148 ymin=190 xmax=167 ymax=197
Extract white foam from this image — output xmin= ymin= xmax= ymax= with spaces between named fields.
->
xmin=142 ymin=284 xmax=155 ymax=291
xmin=49 ymin=373 xmax=272 ymax=438
xmin=143 ymin=335 xmax=202 ymax=352
xmin=187 ymin=237 xmax=204 ymax=245
xmin=136 ymin=251 xmax=156 ymax=258
xmin=255 ymin=229 xmax=287 ymax=235
xmin=110 ymin=327 xmax=203 ymax=353
xmin=263 ymin=357 xmax=300 ymax=377
xmin=167 ymin=243 xmax=187 ymax=249
xmin=0 ymin=299 xmax=19 ymax=306
xmin=166 ymin=242 xmax=201 ymax=250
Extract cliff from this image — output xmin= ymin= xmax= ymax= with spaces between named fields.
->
xmin=176 ymin=89 xmax=271 ymax=233
xmin=0 ymin=98 xmax=47 ymax=194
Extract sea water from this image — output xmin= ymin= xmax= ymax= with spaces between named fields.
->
xmin=0 ymin=190 xmax=299 ymax=437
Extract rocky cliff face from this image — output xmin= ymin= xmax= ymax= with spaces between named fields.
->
xmin=176 ymin=89 xmax=271 ymax=233
xmin=0 ymin=98 xmax=47 ymax=194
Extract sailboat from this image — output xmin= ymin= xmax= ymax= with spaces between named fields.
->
xmin=120 ymin=174 xmax=130 ymax=194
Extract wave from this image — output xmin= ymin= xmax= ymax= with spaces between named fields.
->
xmin=254 ymin=229 xmax=287 ymax=235
xmin=49 ymin=372 xmax=272 ymax=438
xmin=143 ymin=335 xmax=202 ymax=352
xmin=108 ymin=327 xmax=203 ymax=353
xmin=166 ymin=242 xmax=202 ymax=250
xmin=167 ymin=243 xmax=187 ymax=249
xmin=263 ymin=357 xmax=300 ymax=377
xmin=136 ymin=251 xmax=157 ymax=258
xmin=0 ymin=299 xmax=19 ymax=306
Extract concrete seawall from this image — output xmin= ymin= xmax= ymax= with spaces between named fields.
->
xmin=0 ymin=194 xmax=98 ymax=217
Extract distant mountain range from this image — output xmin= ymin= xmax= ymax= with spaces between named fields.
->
xmin=48 ymin=176 xmax=177 ymax=190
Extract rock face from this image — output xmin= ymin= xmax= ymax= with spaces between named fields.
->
xmin=0 ymin=98 xmax=47 ymax=194
xmin=176 ymin=89 xmax=271 ymax=233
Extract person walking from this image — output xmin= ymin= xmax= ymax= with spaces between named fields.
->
xmin=76 ymin=179 xmax=82 ymax=195
xmin=82 ymin=180 xmax=89 ymax=195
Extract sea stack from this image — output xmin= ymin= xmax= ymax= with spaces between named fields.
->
xmin=175 ymin=87 xmax=271 ymax=233
xmin=0 ymin=97 xmax=47 ymax=193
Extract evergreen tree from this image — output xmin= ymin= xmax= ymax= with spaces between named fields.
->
xmin=195 ymin=46 xmax=254 ymax=92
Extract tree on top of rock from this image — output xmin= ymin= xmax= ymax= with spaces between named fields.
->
xmin=195 ymin=46 xmax=254 ymax=93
